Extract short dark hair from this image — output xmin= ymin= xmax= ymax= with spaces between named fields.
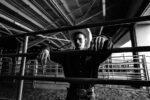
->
xmin=72 ymin=31 xmax=86 ymax=39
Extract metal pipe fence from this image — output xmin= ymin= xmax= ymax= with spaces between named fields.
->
xmin=0 ymin=15 xmax=150 ymax=100
xmin=0 ymin=55 xmax=149 ymax=82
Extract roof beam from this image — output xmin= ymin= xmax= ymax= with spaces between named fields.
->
xmin=23 ymin=0 xmax=58 ymax=28
xmin=0 ymin=17 xmax=29 ymax=32
xmin=76 ymin=5 xmax=114 ymax=25
xmin=60 ymin=0 xmax=75 ymax=21
xmin=50 ymin=0 xmax=74 ymax=26
xmin=0 ymin=0 xmax=45 ymax=29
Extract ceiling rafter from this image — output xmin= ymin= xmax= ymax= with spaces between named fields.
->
xmin=43 ymin=0 xmax=68 ymax=25
xmin=0 ymin=0 xmax=45 ymax=29
xmin=45 ymin=0 xmax=98 ymax=49
xmin=12 ymin=0 xmax=48 ymax=28
xmin=0 ymin=4 xmax=39 ymax=31
xmin=75 ymin=0 xmax=83 ymax=15
xmin=52 ymin=35 xmax=65 ymax=46
xmin=50 ymin=0 xmax=74 ymax=26
xmin=0 ymin=16 xmax=30 ymax=32
xmin=3 ymin=0 xmax=70 ymax=48
xmin=23 ymin=0 xmax=66 ymax=48
xmin=60 ymin=0 xmax=75 ymax=21
xmin=27 ymin=0 xmax=72 ymax=48
xmin=29 ymin=0 xmax=59 ymax=28
xmin=0 ymin=28 xmax=11 ymax=36
xmin=0 ymin=14 xmax=34 ymax=32
xmin=80 ymin=0 xmax=97 ymax=23
xmin=76 ymin=5 xmax=114 ymax=25
xmin=0 ymin=0 xmax=150 ymax=50
xmin=67 ymin=1 xmax=92 ymax=17
xmin=0 ymin=24 xmax=26 ymax=34
xmin=0 ymin=23 xmax=13 ymax=35
xmin=48 ymin=39 xmax=61 ymax=49
xmin=141 ymin=1 xmax=150 ymax=16
xmin=22 ymin=0 xmax=57 ymax=28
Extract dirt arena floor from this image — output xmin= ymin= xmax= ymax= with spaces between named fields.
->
xmin=0 ymin=83 xmax=150 ymax=100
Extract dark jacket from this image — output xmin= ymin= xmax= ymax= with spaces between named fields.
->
xmin=50 ymin=49 xmax=111 ymax=100
xmin=51 ymin=49 xmax=110 ymax=78
xmin=49 ymin=36 xmax=113 ymax=100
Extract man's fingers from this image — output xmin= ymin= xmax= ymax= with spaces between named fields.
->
xmin=97 ymin=37 xmax=101 ymax=50
xmin=39 ymin=51 xmax=43 ymax=59
xmin=97 ymin=36 xmax=108 ymax=50
xmin=100 ymin=37 xmax=105 ymax=49
xmin=48 ymin=55 xmax=51 ymax=62
xmin=41 ymin=53 xmax=45 ymax=65
xmin=90 ymin=40 xmax=94 ymax=50
xmin=107 ymin=40 xmax=113 ymax=50
xmin=40 ymin=50 xmax=49 ymax=65
xmin=44 ymin=58 xmax=47 ymax=65
xmin=105 ymin=36 xmax=113 ymax=49
xmin=94 ymin=37 xmax=98 ymax=51
xmin=41 ymin=53 xmax=44 ymax=61
xmin=90 ymin=36 xmax=113 ymax=52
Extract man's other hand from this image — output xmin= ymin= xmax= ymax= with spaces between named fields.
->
xmin=39 ymin=49 xmax=50 ymax=65
xmin=90 ymin=35 xmax=113 ymax=51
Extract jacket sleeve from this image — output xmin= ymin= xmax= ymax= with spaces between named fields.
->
xmin=42 ymin=45 xmax=66 ymax=65
xmin=50 ymin=50 xmax=66 ymax=65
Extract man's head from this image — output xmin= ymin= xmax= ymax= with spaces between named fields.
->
xmin=72 ymin=32 xmax=87 ymax=50
xmin=70 ymin=28 xmax=92 ymax=50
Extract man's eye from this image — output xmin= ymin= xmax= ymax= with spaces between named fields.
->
xmin=79 ymin=38 xmax=82 ymax=41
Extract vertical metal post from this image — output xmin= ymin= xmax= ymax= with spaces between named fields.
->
xmin=99 ymin=0 xmax=106 ymax=35
xmin=142 ymin=55 xmax=150 ymax=94
xmin=107 ymin=58 xmax=110 ymax=79
xmin=56 ymin=64 xmax=58 ymax=77
xmin=34 ymin=60 xmax=38 ymax=76
xmin=0 ymin=48 xmax=3 ymax=74
xmin=17 ymin=36 xmax=29 ymax=100
xmin=129 ymin=24 xmax=141 ymax=76
xmin=129 ymin=24 xmax=141 ymax=88
xmin=12 ymin=57 xmax=16 ymax=76
xmin=142 ymin=55 xmax=149 ymax=80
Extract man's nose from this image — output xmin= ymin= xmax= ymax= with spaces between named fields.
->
xmin=77 ymin=40 xmax=80 ymax=44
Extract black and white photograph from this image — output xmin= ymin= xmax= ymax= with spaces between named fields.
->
xmin=0 ymin=0 xmax=150 ymax=100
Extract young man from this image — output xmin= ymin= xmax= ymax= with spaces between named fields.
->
xmin=40 ymin=28 xmax=113 ymax=100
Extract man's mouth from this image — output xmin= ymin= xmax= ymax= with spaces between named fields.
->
xmin=77 ymin=44 xmax=81 ymax=47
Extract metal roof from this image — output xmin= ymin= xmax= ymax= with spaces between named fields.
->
xmin=0 ymin=0 xmax=150 ymax=50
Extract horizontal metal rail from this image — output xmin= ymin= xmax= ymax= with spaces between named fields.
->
xmin=0 ymin=16 xmax=150 ymax=39
xmin=99 ymin=73 xmax=145 ymax=75
xmin=104 ymin=62 xmax=143 ymax=65
xmin=0 ymin=75 xmax=150 ymax=86
xmin=0 ymin=46 xmax=150 ymax=57
xmin=99 ymin=68 xmax=144 ymax=70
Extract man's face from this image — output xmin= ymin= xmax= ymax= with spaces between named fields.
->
xmin=73 ymin=33 xmax=87 ymax=50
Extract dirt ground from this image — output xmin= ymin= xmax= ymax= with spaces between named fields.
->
xmin=0 ymin=83 xmax=150 ymax=100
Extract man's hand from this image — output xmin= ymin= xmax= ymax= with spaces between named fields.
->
xmin=39 ymin=49 xmax=50 ymax=65
xmin=90 ymin=35 xmax=113 ymax=51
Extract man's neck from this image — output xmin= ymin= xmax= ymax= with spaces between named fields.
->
xmin=75 ymin=48 xmax=86 ymax=50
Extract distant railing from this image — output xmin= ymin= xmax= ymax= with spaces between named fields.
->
xmin=99 ymin=55 xmax=149 ymax=80
xmin=0 ymin=55 xmax=149 ymax=81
